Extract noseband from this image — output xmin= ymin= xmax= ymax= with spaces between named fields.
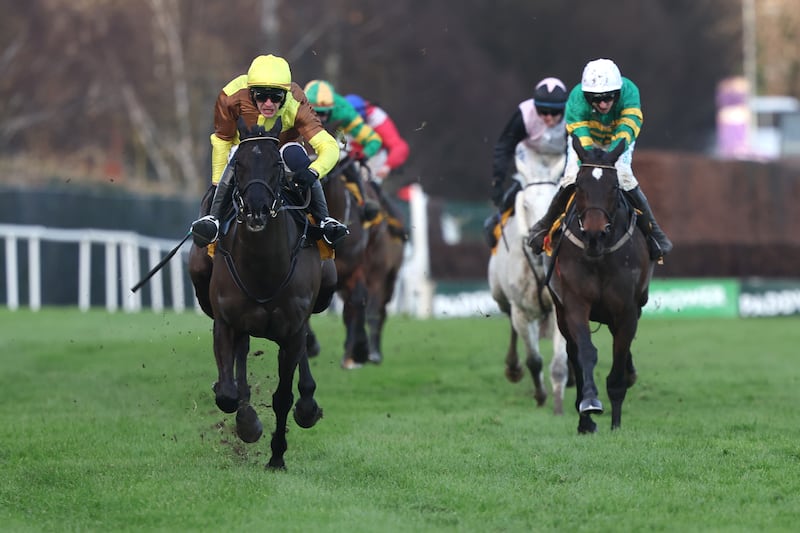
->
xmin=234 ymin=178 xmax=281 ymax=220
xmin=231 ymin=136 xmax=285 ymax=221
xmin=562 ymin=163 xmax=636 ymax=254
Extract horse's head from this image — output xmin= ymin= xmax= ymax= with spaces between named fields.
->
xmin=231 ymin=119 xmax=285 ymax=232
xmin=571 ymin=135 xmax=625 ymax=257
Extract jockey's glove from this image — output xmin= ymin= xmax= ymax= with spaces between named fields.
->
xmin=293 ymin=167 xmax=319 ymax=190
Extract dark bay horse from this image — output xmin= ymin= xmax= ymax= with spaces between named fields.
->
xmin=188 ymin=121 xmax=335 ymax=469
xmin=363 ymin=187 xmax=405 ymax=365
xmin=548 ymin=136 xmax=654 ymax=433
xmin=317 ymin=156 xmax=372 ymax=368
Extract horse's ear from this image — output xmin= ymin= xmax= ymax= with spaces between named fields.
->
xmin=266 ymin=117 xmax=282 ymax=139
xmin=571 ymin=135 xmax=588 ymax=160
xmin=608 ymin=141 xmax=626 ymax=163
xmin=236 ymin=117 xmax=269 ymax=140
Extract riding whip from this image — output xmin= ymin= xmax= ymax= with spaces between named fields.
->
xmin=130 ymin=231 xmax=192 ymax=293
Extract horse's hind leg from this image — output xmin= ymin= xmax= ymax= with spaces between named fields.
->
xmin=607 ymin=320 xmax=638 ymax=430
xmin=504 ymin=323 xmax=523 ymax=383
xmin=341 ymin=278 xmax=369 ymax=368
xmin=626 ymin=350 xmax=637 ymax=387
xmin=312 ymin=259 xmax=337 ymax=314
xmin=365 ymin=288 xmax=386 ymax=365
xmin=188 ymin=245 xmax=214 ymax=318
xmin=188 ymin=188 xmax=215 ymax=318
xmin=233 ymin=337 xmax=262 ymax=444
xmin=306 ymin=326 xmax=321 ymax=358
xmin=549 ymin=325 xmax=569 ymax=416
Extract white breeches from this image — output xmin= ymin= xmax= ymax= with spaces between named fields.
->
xmin=561 ymin=141 xmax=638 ymax=191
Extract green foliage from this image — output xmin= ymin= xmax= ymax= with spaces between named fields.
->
xmin=1 ymin=310 xmax=798 ymax=532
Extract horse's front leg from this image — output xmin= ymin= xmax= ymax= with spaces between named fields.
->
xmin=233 ymin=335 xmax=262 ymax=444
xmin=513 ymin=306 xmax=546 ymax=407
xmin=212 ymin=320 xmax=241 ymax=414
xmin=267 ymin=334 xmax=302 ymax=470
xmin=573 ymin=323 xmax=602 ymax=415
xmin=555 ymin=302 xmax=597 ymax=434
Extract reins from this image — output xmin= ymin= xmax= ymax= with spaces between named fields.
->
xmin=218 ymin=135 xmax=311 ymax=304
xmin=216 ymin=218 xmax=308 ymax=304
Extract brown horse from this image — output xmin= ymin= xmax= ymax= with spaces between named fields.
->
xmin=548 ymin=136 xmax=654 ymax=434
xmin=363 ymin=186 xmax=405 ymax=365
xmin=188 ymin=121 xmax=335 ymax=469
xmin=317 ymin=156 xmax=372 ymax=368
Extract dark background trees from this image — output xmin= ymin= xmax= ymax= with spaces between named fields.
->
xmin=0 ymin=0 xmax=795 ymax=200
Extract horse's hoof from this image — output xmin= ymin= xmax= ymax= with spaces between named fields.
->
xmin=215 ymin=395 xmax=239 ymax=414
xmin=367 ymin=351 xmax=383 ymax=365
xmin=293 ymin=402 xmax=323 ymax=429
xmin=534 ymin=390 xmax=547 ymax=407
xmin=579 ymin=398 xmax=603 ymax=414
xmin=553 ymin=403 xmax=564 ymax=416
xmin=341 ymin=358 xmax=363 ymax=370
xmin=505 ymin=365 xmax=524 ymax=383
xmin=266 ymin=457 xmax=286 ymax=470
xmin=235 ymin=404 xmax=263 ymax=443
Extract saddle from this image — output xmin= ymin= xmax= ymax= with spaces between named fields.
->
xmin=543 ymin=192 xmax=576 ymax=256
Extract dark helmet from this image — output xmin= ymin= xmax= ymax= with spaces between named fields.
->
xmin=533 ymin=77 xmax=568 ymax=109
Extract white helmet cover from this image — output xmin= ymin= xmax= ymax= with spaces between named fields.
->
xmin=581 ymin=59 xmax=622 ymax=93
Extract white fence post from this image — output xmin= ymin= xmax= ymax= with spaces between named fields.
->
xmin=404 ymin=183 xmax=434 ymax=318
xmin=28 ymin=235 xmax=41 ymax=311
xmin=5 ymin=234 xmax=18 ymax=310
xmin=78 ymin=238 xmax=92 ymax=312
xmin=105 ymin=241 xmax=118 ymax=312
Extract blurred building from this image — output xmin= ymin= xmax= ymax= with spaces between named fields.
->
xmin=716 ymin=76 xmax=800 ymax=160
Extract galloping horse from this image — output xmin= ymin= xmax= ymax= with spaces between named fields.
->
xmin=363 ymin=182 xmax=405 ymax=365
xmin=548 ymin=136 xmax=654 ymax=433
xmin=488 ymin=144 xmax=569 ymax=414
xmin=317 ymin=155 xmax=373 ymax=368
xmin=188 ymin=120 xmax=335 ymax=469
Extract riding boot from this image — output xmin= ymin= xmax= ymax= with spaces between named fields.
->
xmin=626 ymin=186 xmax=673 ymax=259
xmin=343 ymin=163 xmax=380 ymax=221
xmin=369 ymin=180 xmax=409 ymax=241
xmin=191 ymin=164 xmax=234 ymax=247
xmin=309 ymin=179 xmax=349 ymax=247
xmin=527 ymin=184 xmax=574 ymax=253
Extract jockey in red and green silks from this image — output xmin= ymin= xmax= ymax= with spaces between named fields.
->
xmin=303 ymin=80 xmax=383 ymax=158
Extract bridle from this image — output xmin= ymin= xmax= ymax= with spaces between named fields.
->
xmin=562 ymin=163 xmax=637 ymax=254
xmin=231 ymin=136 xmax=285 ymax=221
xmin=218 ymin=135 xmax=310 ymax=304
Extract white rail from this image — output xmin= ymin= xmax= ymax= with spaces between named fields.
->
xmin=0 ymin=224 xmax=194 ymax=313
xmin=0 ymin=186 xmax=436 ymax=316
